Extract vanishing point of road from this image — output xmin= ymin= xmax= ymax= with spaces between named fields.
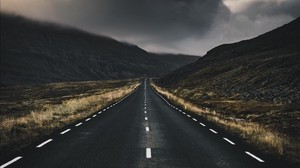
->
xmin=1 ymin=79 xmax=289 ymax=168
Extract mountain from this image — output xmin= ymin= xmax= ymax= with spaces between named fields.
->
xmin=0 ymin=13 xmax=198 ymax=85
xmin=159 ymin=17 xmax=300 ymax=103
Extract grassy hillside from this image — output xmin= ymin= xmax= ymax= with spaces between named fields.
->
xmin=0 ymin=79 xmax=139 ymax=156
xmin=156 ymin=17 xmax=300 ymax=165
xmin=0 ymin=14 xmax=198 ymax=85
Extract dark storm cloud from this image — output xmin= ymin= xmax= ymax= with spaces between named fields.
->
xmin=1 ymin=0 xmax=299 ymax=55
xmin=239 ymin=0 xmax=300 ymax=20
xmin=53 ymin=0 xmax=229 ymax=42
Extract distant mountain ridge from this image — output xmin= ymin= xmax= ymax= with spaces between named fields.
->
xmin=0 ymin=13 xmax=198 ymax=85
xmin=159 ymin=17 xmax=300 ymax=103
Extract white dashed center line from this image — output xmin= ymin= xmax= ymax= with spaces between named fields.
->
xmin=146 ymin=127 xmax=150 ymax=132
xmin=223 ymin=137 xmax=235 ymax=145
xmin=200 ymin=122 xmax=206 ymax=126
xmin=36 ymin=139 xmax=53 ymax=148
xmin=144 ymin=111 xmax=147 ymax=114
xmin=146 ymin=148 xmax=152 ymax=158
xmin=192 ymin=118 xmax=197 ymax=121
xmin=75 ymin=122 xmax=82 ymax=127
xmin=187 ymin=115 xmax=191 ymax=118
xmin=60 ymin=129 xmax=71 ymax=135
xmin=209 ymin=129 xmax=218 ymax=134
xmin=98 ymin=111 xmax=102 ymax=114
xmin=85 ymin=118 xmax=91 ymax=121
xmin=92 ymin=114 xmax=97 ymax=118
xmin=182 ymin=112 xmax=186 ymax=114
xmin=0 ymin=156 xmax=22 ymax=168
xmin=145 ymin=117 xmax=148 ymax=121
xmin=245 ymin=151 xmax=264 ymax=162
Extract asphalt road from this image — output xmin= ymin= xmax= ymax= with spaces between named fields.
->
xmin=1 ymin=79 xmax=290 ymax=168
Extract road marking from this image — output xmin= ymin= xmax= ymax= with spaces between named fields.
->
xmin=192 ymin=118 xmax=197 ymax=121
xmin=223 ymin=137 xmax=235 ymax=145
xmin=85 ymin=118 xmax=91 ymax=121
xmin=178 ymin=109 xmax=182 ymax=112
xmin=145 ymin=117 xmax=148 ymax=120
xmin=144 ymin=107 xmax=147 ymax=109
xmin=0 ymin=156 xmax=22 ymax=168
xmin=183 ymin=112 xmax=186 ymax=114
xmin=75 ymin=122 xmax=82 ymax=127
xmin=93 ymin=114 xmax=97 ymax=117
xmin=98 ymin=111 xmax=102 ymax=114
xmin=103 ymin=109 xmax=106 ymax=111
xmin=146 ymin=127 xmax=150 ymax=132
xmin=60 ymin=129 xmax=71 ymax=135
xmin=200 ymin=122 xmax=206 ymax=126
xmin=245 ymin=151 xmax=264 ymax=162
xmin=144 ymin=111 xmax=147 ymax=114
xmin=36 ymin=139 xmax=53 ymax=148
xmin=209 ymin=129 xmax=218 ymax=134
xmin=187 ymin=115 xmax=191 ymax=118
xmin=146 ymin=148 xmax=151 ymax=158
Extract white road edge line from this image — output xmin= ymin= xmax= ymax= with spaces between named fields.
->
xmin=192 ymin=118 xmax=197 ymax=121
xmin=209 ymin=129 xmax=218 ymax=134
xmin=75 ymin=122 xmax=82 ymax=127
xmin=200 ymin=122 xmax=206 ymax=126
xmin=223 ymin=137 xmax=235 ymax=145
xmin=85 ymin=118 xmax=91 ymax=121
xmin=0 ymin=156 xmax=22 ymax=168
xmin=60 ymin=129 xmax=71 ymax=135
xmin=146 ymin=127 xmax=150 ymax=132
xmin=146 ymin=148 xmax=152 ymax=158
xmin=36 ymin=139 xmax=53 ymax=148
xmin=245 ymin=151 xmax=265 ymax=162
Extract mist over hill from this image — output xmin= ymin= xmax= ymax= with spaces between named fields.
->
xmin=159 ymin=17 xmax=300 ymax=103
xmin=0 ymin=14 xmax=198 ymax=85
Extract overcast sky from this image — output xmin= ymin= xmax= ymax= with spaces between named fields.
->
xmin=1 ymin=0 xmax=299 ymax=55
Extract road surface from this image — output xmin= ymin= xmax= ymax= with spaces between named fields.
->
xmin=1 ymin=79 xmax=289 ymax=168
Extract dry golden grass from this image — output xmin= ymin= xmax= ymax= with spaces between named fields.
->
xmin=0 ymin=80 xmax=140 ymax=155
xmin=151 ymin=81 xmax=300 ymax=165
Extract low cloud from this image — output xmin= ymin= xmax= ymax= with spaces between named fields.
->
xmin=1 ymin=0 xmax=299 ymax=55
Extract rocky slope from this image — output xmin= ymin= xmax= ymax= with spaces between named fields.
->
xmin=159 ymin=17 xmax=300 ymax=103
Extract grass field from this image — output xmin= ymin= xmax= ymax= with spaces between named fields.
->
xmin=151 ymin=81 xmax=300 ymax=165
xmin=0 ymin=79 xmax=140 ymax=156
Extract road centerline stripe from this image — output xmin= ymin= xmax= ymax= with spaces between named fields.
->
xmin=85 ymin=118 xmax=91 ymax=121
xmin=192 ymin=118 xmax=197 ymax=121
xmin=146 ymin=148 xmax=151 ymax=158
xmin=146 ymin=127 xmax=150 ymax=132
xmin=36 ymin=139 xmax=53 ymax=148
xmin=60 ymin=129 xmax=71 ymax=135
xmin=92 ymin=114 xmax=97 ymax=117
xmin=0 ymin=156 xmax=22 ymax=168
xmin=223 ymin=137 xmax=235 ymax=145
xmin=245 ymin=151 xmax=264 ymax=162
xmin=187 ymin=115 xmax=191 ymax=118
xmin=145 ymin=117 xmax=148 ymax=120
